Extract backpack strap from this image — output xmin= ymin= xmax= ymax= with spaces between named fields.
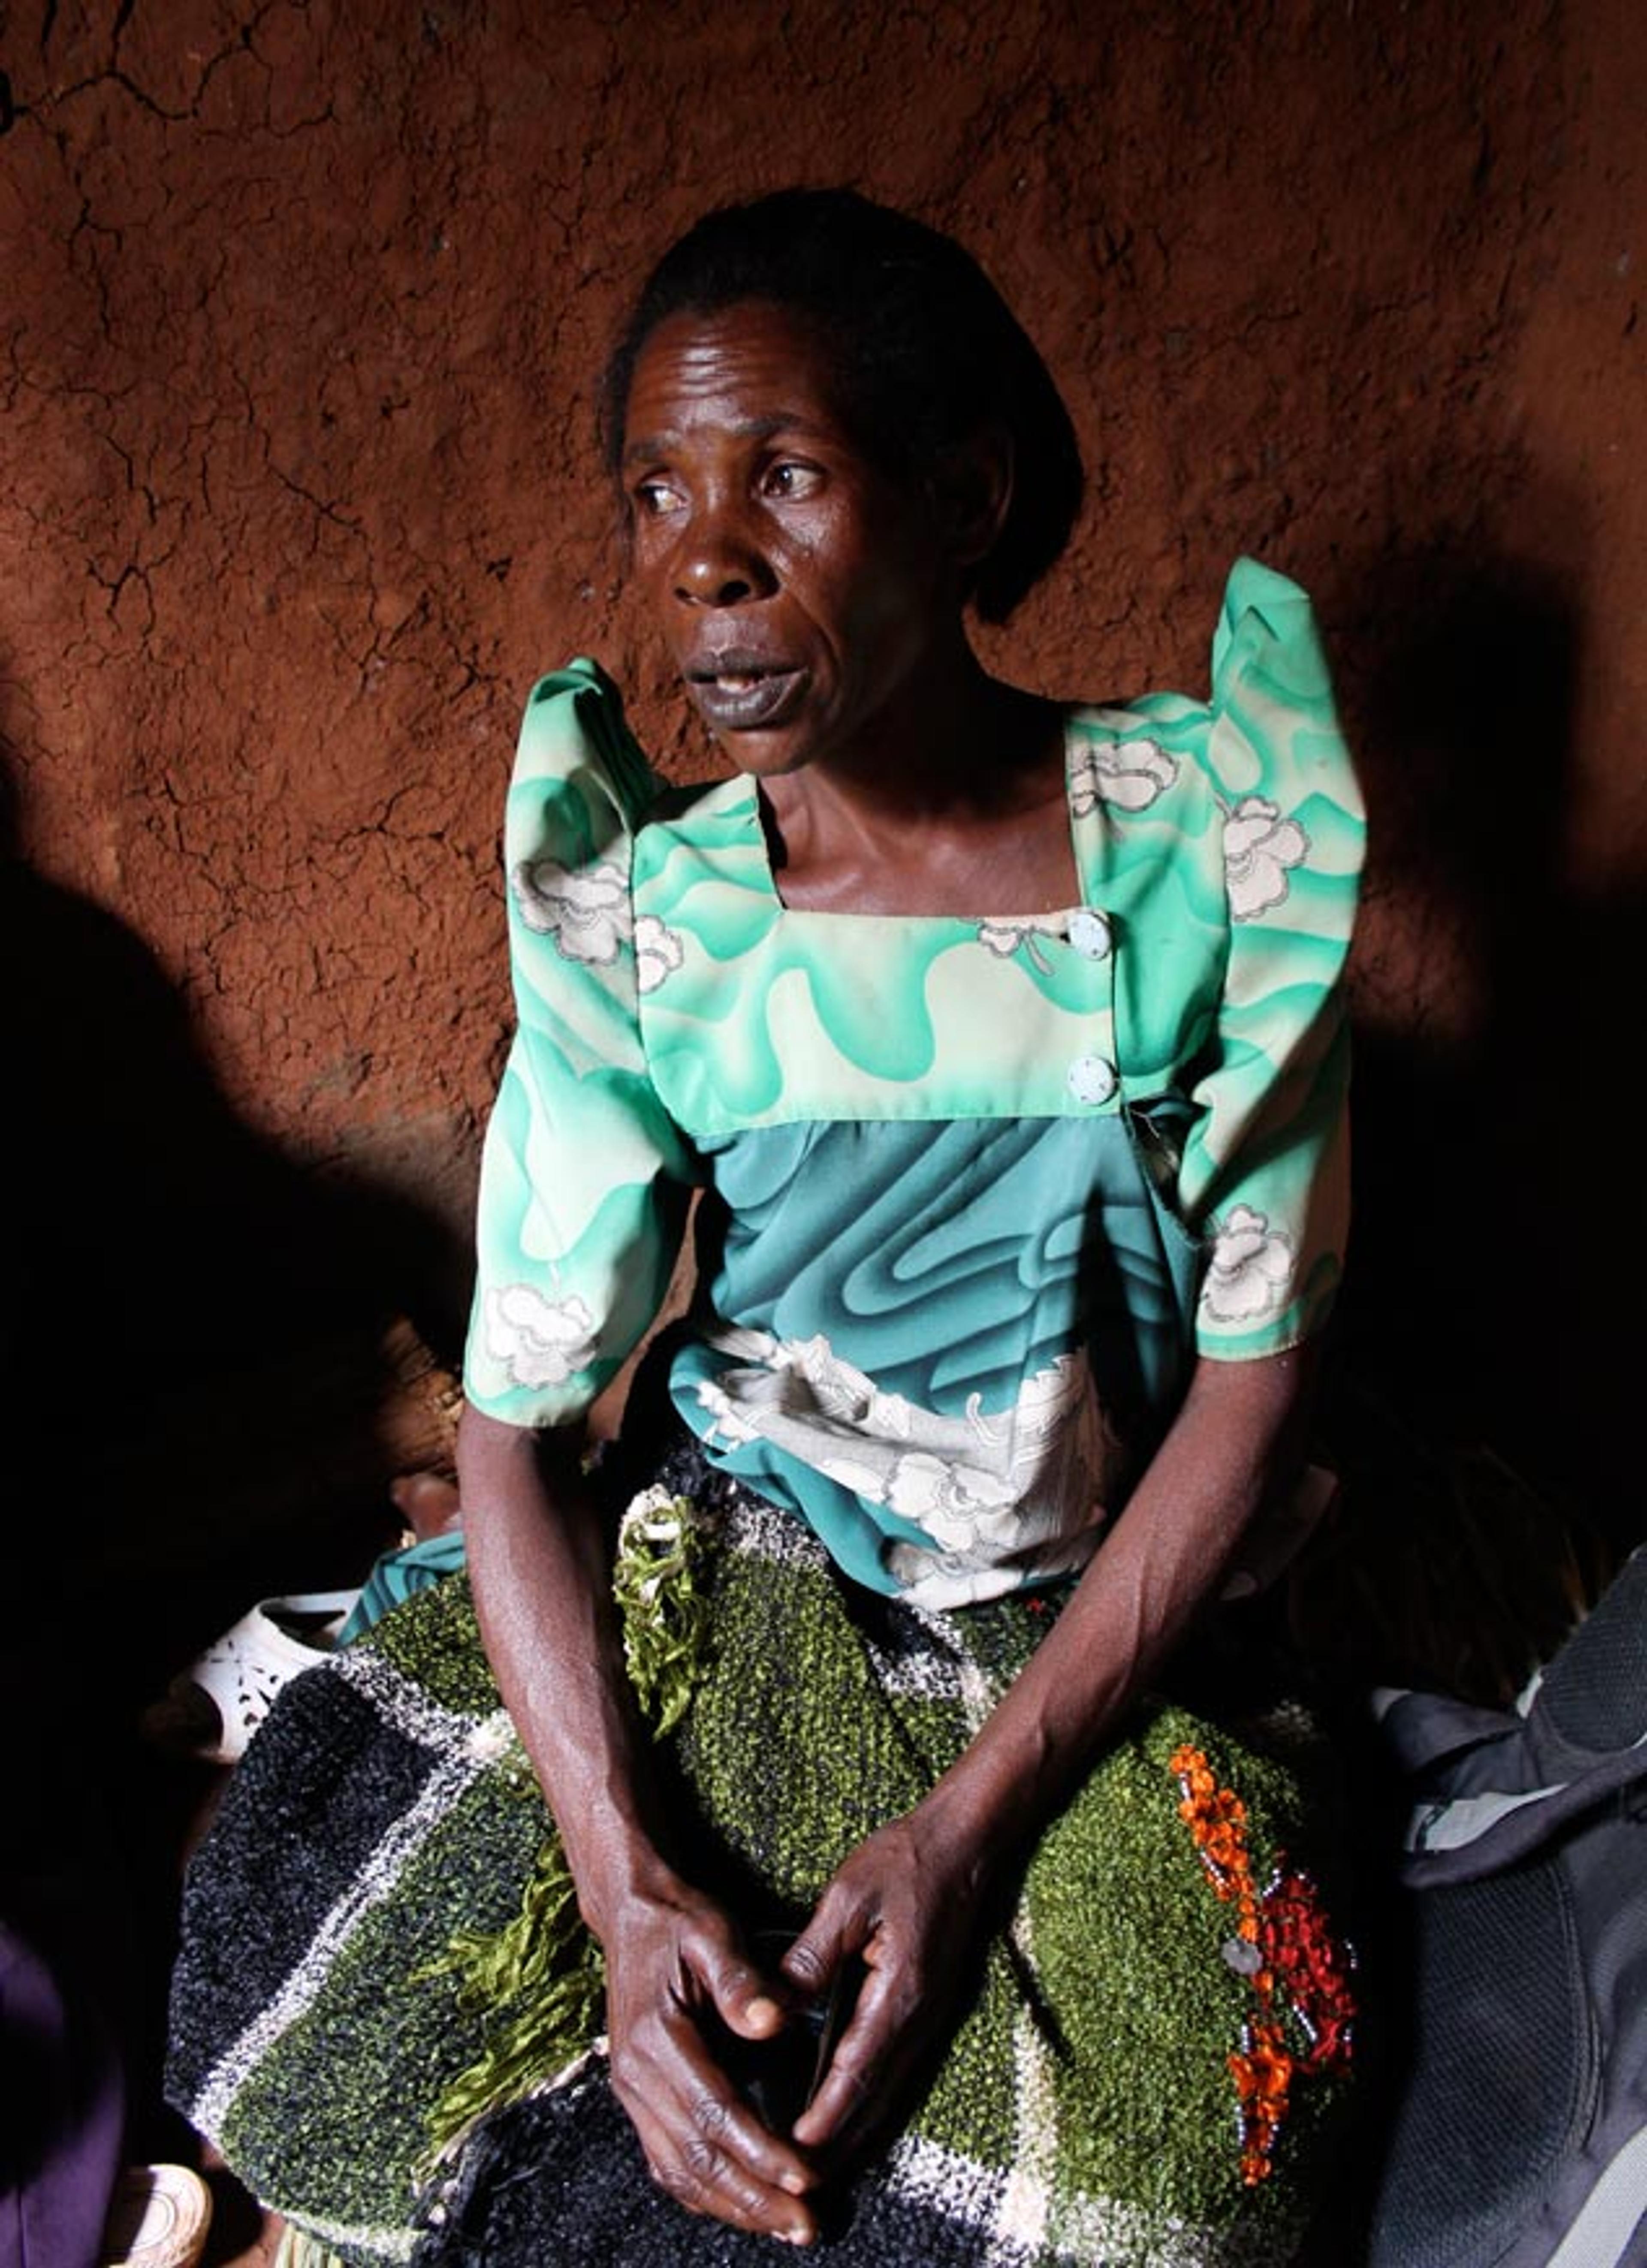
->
xmin=1544 ymin=2125 xmax=1647 ymax=2268
xmin=1387 ymin=1548 xmax=1647 ymax=1891
xmin=1373 ymin=1685 xmax=1517 ymax=1773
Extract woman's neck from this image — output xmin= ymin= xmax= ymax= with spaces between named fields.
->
xmin=760 ymin=667 xmax=1076 ymax=918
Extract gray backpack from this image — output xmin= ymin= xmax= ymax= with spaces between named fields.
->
xmin=1369 ymin=1544 xmax=1647 ymax=2268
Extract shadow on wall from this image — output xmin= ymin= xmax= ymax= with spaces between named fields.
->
xmin=1306 ymin=542 xmax=1646 ymax=1701
xmin=0 ymin=736 xmax=470 ymax=2143
xmin=0 ymin=763 xmax=473 ymax=1672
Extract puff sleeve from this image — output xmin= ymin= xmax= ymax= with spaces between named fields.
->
xmin=1176 ymin=561 xmax=1365 ymax=1358
xmin=462 ymin=661 xmax=700 ymax=1427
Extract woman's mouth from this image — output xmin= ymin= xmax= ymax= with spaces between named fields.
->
xmin=685 ymin=662 xmax=808 ymax=732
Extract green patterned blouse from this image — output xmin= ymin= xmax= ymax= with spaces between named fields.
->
xmin=463 ymin=558 xmax=1363 ymax=1608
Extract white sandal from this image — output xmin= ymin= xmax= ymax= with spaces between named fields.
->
xmin=101 ymin=2164 xmax=213 ymax=2268
xmin=144 ymin=1591 xmax=359 ymax=1765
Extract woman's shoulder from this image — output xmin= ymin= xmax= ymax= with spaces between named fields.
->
xmin=510 ymin=660 xmax=741 ymax=849
xmin=1068 ymin=560 xmax=1328 ymax=721
xmin=1064 ymin=558 xmax=1354 ymax=808
xmin=510 ymin=659 xmax=660 ymax=844
xmin=1207 ymin=557 xmax=1343 ymax=733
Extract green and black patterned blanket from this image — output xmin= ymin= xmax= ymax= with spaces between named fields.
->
xmin=168 ymin=1458 xmax=1356 ymax=2268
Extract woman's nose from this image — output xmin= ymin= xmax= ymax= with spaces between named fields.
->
xmin=673 ymin=508 xmax=776 ymax=606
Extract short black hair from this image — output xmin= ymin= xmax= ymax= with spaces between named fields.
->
xmin=600 ymin=188 xmax=1084 ymax=624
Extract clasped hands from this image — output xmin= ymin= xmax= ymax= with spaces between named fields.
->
xmin=603 ymin=1807 xmax=990 ymax=2247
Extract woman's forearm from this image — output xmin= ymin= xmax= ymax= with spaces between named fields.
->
xmin=458 ymin=1405 xmax=822 ymax=2235
xmin=783 ymin=1348 xmax=1321 ymax=2156
xmin=914 ymin=1346 xmax=1317 ymax=1870
xmin=456 ymin=1403 xmax=684 ymax=1939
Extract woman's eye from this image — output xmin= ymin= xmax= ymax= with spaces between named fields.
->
xmin=633 ymin=478 xmax=682 ymax=518
xmin=762 ymin=461 xmax=821 ymax=500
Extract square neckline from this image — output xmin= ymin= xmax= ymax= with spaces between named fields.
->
xmin=719 ymin=710 xmax=1097 ymax=930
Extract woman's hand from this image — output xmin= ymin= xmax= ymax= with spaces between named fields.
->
xmin=780 ymin=1354 xmax=1320 ymax=2170
xmin=603 ymin=1874 xmax=822 ymax=2245
xmin=782 ymin=1802 xmax=995 ymax=2163
xmin=459 ymin=1411 xmax=819 ymax=2239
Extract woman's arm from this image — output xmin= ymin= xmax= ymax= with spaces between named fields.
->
xmin=784 ymin=1344 xmax=1316 ymax=2160
xmin=457 ymin=1404 xmax=822 ymax=2244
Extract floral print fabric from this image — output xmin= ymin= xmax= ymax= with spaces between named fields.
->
xmin=463 ymin=558 xmax=1363 ymax=1605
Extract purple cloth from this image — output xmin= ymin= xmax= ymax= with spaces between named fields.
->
xmin=0 ymin=1917 xmax=123 ymax=2268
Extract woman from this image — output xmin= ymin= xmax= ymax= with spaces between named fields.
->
xmin=170 ymin=191 xmax=1364 ymax=2267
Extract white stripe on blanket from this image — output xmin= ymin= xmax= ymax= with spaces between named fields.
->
xmin=998 ymin=2003 xmax=1058 ymax=2251
xmin=329 ymin=1646 xmax=506 ymax=1758
xmin=276 ymin=2205 xmax=419 ymax=2262
xmin=189 ymin=1736 xmax=492 ymax=2139
xmin=888 ymin=2127 xmax=1289 ymax=2268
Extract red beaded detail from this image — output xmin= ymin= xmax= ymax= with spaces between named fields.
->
xmin=1169 ymin=1743 xmax=1356 ymax=2185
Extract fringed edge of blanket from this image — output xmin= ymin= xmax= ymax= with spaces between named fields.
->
xmin=421 ymin=1487 xmax=709 ymax=2159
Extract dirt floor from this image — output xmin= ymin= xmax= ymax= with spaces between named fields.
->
xmin=199 ymin=2162 xmax=281 ymax=2268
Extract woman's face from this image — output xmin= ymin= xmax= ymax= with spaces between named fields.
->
xmin=620 ymin=301 xmax=962 ymax=780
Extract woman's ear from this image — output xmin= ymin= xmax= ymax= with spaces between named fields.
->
xmin=927 ymin=426 xmax=1015 ymax=572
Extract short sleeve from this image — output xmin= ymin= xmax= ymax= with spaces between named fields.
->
xmin=462 ymin=660 xmax=699 ymax=1427
xmin=1176 ymin=561 xmax=1365 ymax=1358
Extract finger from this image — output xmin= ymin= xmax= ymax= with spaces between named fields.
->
xmin=626 ymin=2086 xmax=819 ymax=2246
xmin=684 ymin=1920 xmax=788 ymax=2043
xmin=789 ymin=1957 xmax=907 ymax=2151
xmin=635 ymin=1994 xmax=820 ymax=2197
xmin=632 ymin=2012 xmax=820 ymax=2219
xmin=781 ymin=1881 xmax=872 ymax=2003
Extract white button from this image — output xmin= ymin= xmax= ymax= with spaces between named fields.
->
xmin=1067 ymin=1054 xmax=1117 ymax=1106
xmin=1068 ymin=908 xmax=1113 ymax=961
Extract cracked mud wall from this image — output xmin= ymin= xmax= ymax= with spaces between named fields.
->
xmin=2 ymin=0 xmax=1644 ymax=1523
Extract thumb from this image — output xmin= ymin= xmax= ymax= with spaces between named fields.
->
xmin=693 ymin=1924 xmax=787 ymax=2042
xmin=779 ymin=1888 xmax=864 ymax=2006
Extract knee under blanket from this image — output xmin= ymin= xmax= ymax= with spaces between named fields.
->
xmin=167 ymin=1460 xmax=1355 ymax=2268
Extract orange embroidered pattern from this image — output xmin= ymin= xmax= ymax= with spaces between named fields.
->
xmin=1170 ymin=1743 xmax=1355 ymax=2185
